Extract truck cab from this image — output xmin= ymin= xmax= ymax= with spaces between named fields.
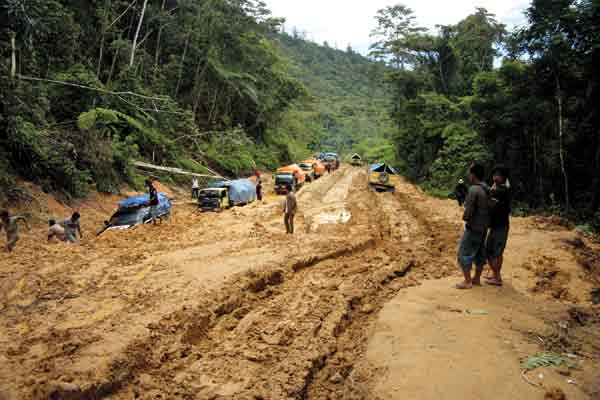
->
xmin=275 ymin=173 xmax=295 ymax=195
xmin=198 ymin=187 xmax=229 ymax=212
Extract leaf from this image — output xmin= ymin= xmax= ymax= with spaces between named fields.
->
xmin=520 ymin=353 xmax=565 ymax=371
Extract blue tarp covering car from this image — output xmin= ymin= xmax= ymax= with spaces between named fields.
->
xmin=208 ymin=179 xmax=257 ymax=206
xmin=97 ymin=192 xmax=172 ymax=235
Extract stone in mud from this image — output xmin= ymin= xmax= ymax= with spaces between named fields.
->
xmin=360 ymin=303 xmax=376 ymax=314
xmin=329 ymin=372 xmax=344 ymax=384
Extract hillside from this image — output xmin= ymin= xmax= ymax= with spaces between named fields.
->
xmin=0 ymin=1 xmax=384 ymax=202
xmin=276 ymin=33 xmax=397 ymax=161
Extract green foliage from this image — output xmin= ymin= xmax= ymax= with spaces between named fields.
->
xmin=520 ymin=353 xmax=565 ymax=371
xmin=429 ymin=123 xmax=491 ymax=190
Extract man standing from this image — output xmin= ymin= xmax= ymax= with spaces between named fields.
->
xmin=62 ymin=212 xmax=83 ymax=243
xmin=0 ymin=210 xmax=30 ymax=252
xmin=191 ymin=178 xmax=199 ymax=199
xmin=256 ymin=179 xmax=263 ymax=202
xmin=456 ymin=163 xmax=490 ymax=289
xmin=283 ymin=189 xmax=297 ymax=234
xmin=485 ymin=166 xmax=512 ymax=286
xmin=454 ymin=179 xmax=468 ymax=206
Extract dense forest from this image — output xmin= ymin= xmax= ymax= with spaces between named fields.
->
xmin=370 ymin=0 xmax=600 ymax=229
xmin=0 ymin=0 xmax=389 ymax=200
xmin=2 ymin=0 xmax=599 ymax=229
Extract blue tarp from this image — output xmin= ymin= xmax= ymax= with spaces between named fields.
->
xmin=119 ymin=192 xmax=171 ymax=214
xmin=103 ymin=192 xmax=172 ymax=230
xmin=370 ymin=163 xmax=398 ymax=174
xmin=208 ymin=179 xmax=256 ymax=205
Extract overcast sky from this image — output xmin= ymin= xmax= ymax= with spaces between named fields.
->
xmin=263 ymin=0 xmax=531 ymax=54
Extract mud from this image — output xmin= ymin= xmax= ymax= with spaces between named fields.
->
xmin=2 ymin=167 xmax=600 ymax=399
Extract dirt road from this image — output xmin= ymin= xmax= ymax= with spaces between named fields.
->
xmin=1 ymin=167 xmax=599 ymax=399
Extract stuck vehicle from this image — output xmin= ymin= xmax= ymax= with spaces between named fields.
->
xmin=350 ymin=153 xmax=362 ymax=167
xmin=275 ymin=164 xmax=306 ymax=194
xmin=300 ymin=159 xmax=326 ymax=180
xmin=201 ymin=179 xmax=257 ymax=211
xmin=368 ymin=163 xmax=398 ymax=192
xmin=97 ymin=192 xmax=171 ymax=235
xmin=298 ymin=161 xmax=316 ymax=182
xmin=198 ymin=187 xmax=229 ymax=212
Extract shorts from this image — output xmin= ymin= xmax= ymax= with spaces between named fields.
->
xmin=486 ymin=226 xmax=509 ymax=259
xmin=457 ymin=228 xmax=487 ymax=272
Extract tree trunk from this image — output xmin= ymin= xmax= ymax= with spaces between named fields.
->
xmin=555 ymin=75 xmax=570 ymax=211
xmin=97 ymin=0 xmax=111 ymax=78
xmin=154 ymin=0 xmax=166 ymax=71
xmin=107 ymin=46 xmax=120 ymax=85
xmin=10 ymin=31 xmax=16 ymax=79
xmin=129 ymin=0 xmax=148 ymax=68
xmin=174 ymin=31 xmax=191 ymax=97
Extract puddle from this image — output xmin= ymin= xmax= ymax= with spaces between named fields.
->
xmin=316 ymin=210 xmax=352 ymax=225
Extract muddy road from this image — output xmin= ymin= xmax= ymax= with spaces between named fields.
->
xmin=1 ymin=166 xmax=599 ymax=399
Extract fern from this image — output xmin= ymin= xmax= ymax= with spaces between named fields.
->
xmin=520 ymin=353 xmax=565 ymax=371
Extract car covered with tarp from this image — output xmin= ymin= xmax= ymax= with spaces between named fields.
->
xmin=98 ymin=192 xmax=171 ymax=235
xmin=207 ymin=179 xmax=257 ymax=207
xmin=369 ymin=163 xmax=398 ymax=192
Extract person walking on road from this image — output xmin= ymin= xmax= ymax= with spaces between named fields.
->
xmin=0 ymin=210 xmax=30 ymax=252
xmin=256 ymin=179 xmax=263 ymax=202
xmin=283 ymin=189 xmax=297 ymax=234
xmin=485 ymin=166 xmax=512 ymax=286
xmin=454 ymin=179 xmax=468 ymax=206
xmin=456 ymin=163 xmax=490 ymax=289
xmin=191 ymin=178 xmax=199 ymax=199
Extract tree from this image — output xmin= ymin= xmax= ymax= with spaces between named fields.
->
xmin=369 ymin=4 xmax=425 ymax=69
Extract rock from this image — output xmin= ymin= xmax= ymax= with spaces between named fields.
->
xmin=329 ymin=372 xmax=344 ymax=384
xmin=361 ymin=304 xmax=376 ymax=314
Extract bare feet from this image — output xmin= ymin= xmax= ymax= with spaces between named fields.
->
xmin=485 ymin=277 xmax=503 ymax=286
xmin=455 ymin=282 xmax=473 ymax=290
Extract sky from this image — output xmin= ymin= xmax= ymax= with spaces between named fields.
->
xmin=263 ymin=0 xmax=531 ymax=54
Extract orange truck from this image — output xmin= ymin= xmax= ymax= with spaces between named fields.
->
xmin=299 ymin=159 xmax=326 ymax=181
xmin=275 ymin=164 xmax=306 ymax=194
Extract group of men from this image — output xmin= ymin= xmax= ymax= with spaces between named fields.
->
xmin=0 ymin=210 xmax=83 ymax=253
xmin=455 ymin=163 xmax=512 ymax=289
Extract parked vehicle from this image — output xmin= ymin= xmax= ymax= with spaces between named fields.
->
xmin=97 ymin=192 xmax=171 ymax=235
xmin=198 ymin=187 xmax=229 ymax=212
xmin=275 ymin=164 xmax=306 ymax=194
xmin=368 ymin=163 xmax=398 ymax=192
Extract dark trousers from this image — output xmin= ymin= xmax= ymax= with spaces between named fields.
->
xmin=284 ymin=212 xmax=295 ymax=234
xmin=192 ymin=188 xmax=199 ymax=199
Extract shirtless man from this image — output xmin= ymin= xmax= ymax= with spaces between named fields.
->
xmin=48 ymin=219 xmax=67 ymax=242
xmin=0 ymin=210 xmax=30 ymax=252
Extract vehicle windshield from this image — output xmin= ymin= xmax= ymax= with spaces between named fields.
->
xmin=199 ymin=190 xmax=222 ymax=199
xmin=299 ymin=163 xmax=312 ymax=170
xmin=276 ymin=174 xmax=294 ymax=184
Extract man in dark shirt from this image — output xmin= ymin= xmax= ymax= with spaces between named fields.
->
xmin=456 ymin=163 xmax=490 ymax=289
xmin=485 ymin=166 xmax=511 ymax=286
xmin=256 ymin=179 xmax=263 ymax=202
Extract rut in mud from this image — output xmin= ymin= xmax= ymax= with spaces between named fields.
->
xmin=28 ymin=171 xmax=459 ymax=400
